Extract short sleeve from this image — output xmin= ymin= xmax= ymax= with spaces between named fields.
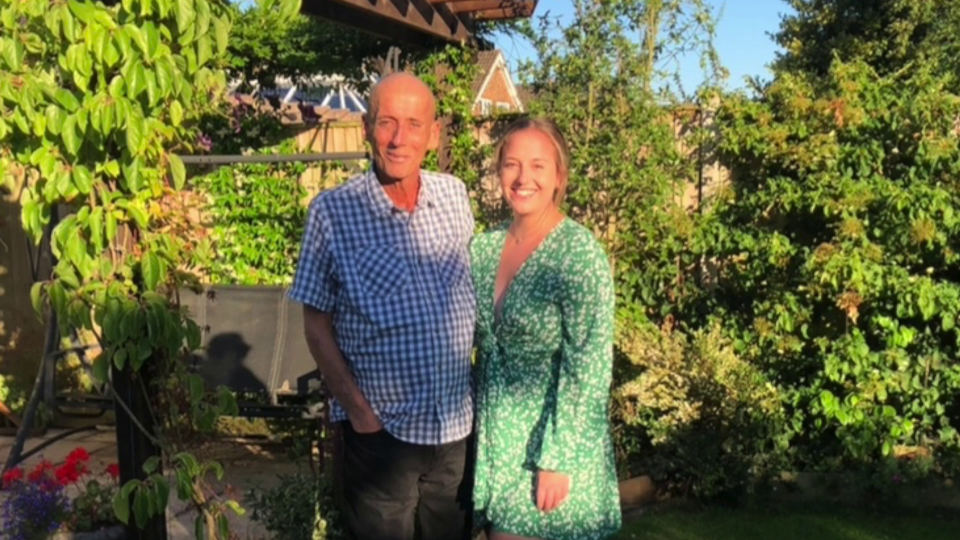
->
xmin=289 ymin=198 xmax=337 ymax=312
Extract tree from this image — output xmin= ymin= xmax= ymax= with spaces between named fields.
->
xmin=225 ymin=3 xmax=392 ymax=91
xmin=774 ymin=0 xmax=960 ymax=84
xmin=517 ymin=0 xmax=722 ymax=318
xmin=0 ymin=0 xmax=299 ymax=536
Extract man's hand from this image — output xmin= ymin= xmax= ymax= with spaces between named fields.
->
xmin=535 ymin=470 xmax=570 ymax=513
xmin=350 ymin=411 xmax=383 ymax=434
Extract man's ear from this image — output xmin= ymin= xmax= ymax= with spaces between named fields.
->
xmin=428 ymin=120 xmax=441 ymax=151
xmin=362 ymin=114 xmax=372 ymax=141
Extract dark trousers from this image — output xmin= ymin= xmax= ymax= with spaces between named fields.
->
xmin=342 ymin=422 xmax=472 ymax=540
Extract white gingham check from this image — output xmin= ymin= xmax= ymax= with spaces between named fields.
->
xmin=290 ymin=169 xmax=476 ymax=445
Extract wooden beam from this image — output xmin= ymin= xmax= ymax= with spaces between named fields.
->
xmin=440 ymin=1 xmax=530 ymax=15
xmin=301 ymin=0 xmax=473 ymax=44
xmin=471 ymin=2 xmax=534 ymax=20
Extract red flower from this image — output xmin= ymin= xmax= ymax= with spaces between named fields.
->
xmin=28 ymin=459 xmax=54 ymax=482
xmin=66 ymin=447 xmax=90 ymax=464
xmin=1 ymin=466 xmax=23 ymax=487
xmin=55 ymin=460 xmax=84 ymax=486
xmin=105 ymin=463 xmax=120 ymax=480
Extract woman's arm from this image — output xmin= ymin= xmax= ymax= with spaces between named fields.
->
xmin=536 ymin=234 xmax=615 ymax=510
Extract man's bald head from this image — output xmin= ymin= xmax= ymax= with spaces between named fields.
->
xmin=363 ymin=72 xmax=441 ymax=186
xmin=366 ymin=72 xmax=437 ymax=125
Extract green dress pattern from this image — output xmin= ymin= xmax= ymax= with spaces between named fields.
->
xmin=470 ymin=218 xmax=621 ymax=540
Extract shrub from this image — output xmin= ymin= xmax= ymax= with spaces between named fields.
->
xmin=246 ymin=470 xmax=342 ymax=540
xmin=616 ymin=323 xmax=788 ymax=501
xmin=700 ymin=60 xmax=960 ymax=475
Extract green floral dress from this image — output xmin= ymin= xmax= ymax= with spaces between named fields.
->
xmin=470 ymin=218 xmax=621 ymax=539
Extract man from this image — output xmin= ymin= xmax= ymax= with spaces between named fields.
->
xmin=290 ymin=73 xmax=476 ymax=540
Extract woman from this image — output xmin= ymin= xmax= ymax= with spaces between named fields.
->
xmin=471 ymin=117 xmax=621 ymax=540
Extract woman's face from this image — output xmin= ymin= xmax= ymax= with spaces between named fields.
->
xmin=499 ymin=128 xmax=564 ymax=218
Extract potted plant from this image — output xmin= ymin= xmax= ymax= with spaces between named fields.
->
xmin=1 ymin=447 xmax=123 ymax=540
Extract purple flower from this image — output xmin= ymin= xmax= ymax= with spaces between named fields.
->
xmin=197 ymin=133 xmax=213 ymax=152
xmin=892 ymin=474 xmax=903 ymax=484
xmin=0 ymin=476 xmax=69 ymax=540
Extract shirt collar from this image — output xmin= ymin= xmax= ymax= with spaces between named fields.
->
xmin=364 ymin=167 xmax=437 ymax=216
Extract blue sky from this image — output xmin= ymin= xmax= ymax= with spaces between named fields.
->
xmin=493 ymin=0 xmax=795 ymax=91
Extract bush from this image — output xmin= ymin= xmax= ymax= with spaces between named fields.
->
xmin=698 ymin=61 xmax=960 ymax=476
xmin=615 ymin=323 xmax=788 ymax=501
xmin=191 ymin=138 xmax=307 ymax=286
xmin=246 ymin=470 xmax=342 ymax=540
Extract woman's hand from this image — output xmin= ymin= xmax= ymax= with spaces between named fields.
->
xmin=535 ymin=470 xmax=570 ymax=513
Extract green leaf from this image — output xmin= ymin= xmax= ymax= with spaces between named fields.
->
xmin=66 ymin=233 xmax=85 ymax=268
xmin=113 ymin=487 xmax=130 ymax=525
xmin=175 ymin=467 xmax=192 ymax=501
xmin=68 ymin=0 xmax=97 ymax=24
xmin=89 ymin=208 xmax=104 ymax=251
xmin=208 ymin=461 xmax=224 ymax=481
xmin=127 ymin=202 xmax=148 ymax=229
xmin=169 ymin=100 xmax=183 ymax=127
xmin=49 ymin=281 xmax=67 ymax=316
xmin=152 ymin=475 xmax=170 ymax=509
xmin=212 ymin=16 xmax=228 ymax=55
xmin=196 ymin=35 xmax=211 ymax=67
xmin=30 ymin=282 xmax=44 ymax=316
xmin=125 ymin=24 xmax=149 ymax=57
xmin=225 ymin=499 xmax=245 ymax=516
xmin=129 ymin=62 xmax=146 ymax=98
xmin=188 ymin=374 xmax=204 ymax=402
xmin=185 ymin=318 xmax=202 ymax=350
xmin=113 ymin=347 xmax=127 ymax=370
xmin=56 ymin=89 xmax=81 ymax=112
xmin=943 ymin=313 xmax=956 ymax=331
xmin=169 ymin=153 xmax=186 ymax=190
xmin=104 ymin=37 xmax=121 ymax=67
xmin=176 ymin=0 xmax=196 ymax=32
xmin=145 ymin=70 xmax=158 ymax=106
xmin=92 ymin=350 xmax=110 ymax=382
xmin=90 ymin=25 xmax=108 ymax=64
xmin=143 ymin=456 xmax=161 ymax=475
xmin=173 ymin=452 xmax=199 ymax=475
xmin=108 ymin=75 xmax=125 ymax=99
xmin=72 ymin=165 xmax=93 ymax=195
xmin=1 ymin=37 xmax=24 ymax=70
xmin=126 ymin=113 xmax=144 ymax=155
xmin=144 ymin=22 xmax=160 ymax=60
xmin=62 ymin=115 xmax=81 ymax=156
xmin=45 ymin=106 xmax=65 ymax=136
xmin=194 ymin=515 xmax=205 ymax=540
xmin=217 ymin=514 xmax=229 ymax=540
xmin=106 ymin=210 xmax=118 ymax=242
xmin=142 ymin=251 xmax=161 ymax=291
xmin=133 ymin=488 xmax=149 ymax=529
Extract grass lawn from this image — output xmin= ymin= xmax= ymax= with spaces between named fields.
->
xmin=614 ymin=505 xmax=960 ymax=540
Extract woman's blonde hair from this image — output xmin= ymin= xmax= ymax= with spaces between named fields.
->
xmin=494 ymin=117 xmax=571 ymax=206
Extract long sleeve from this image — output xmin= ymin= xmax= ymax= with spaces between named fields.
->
xmin=536 ymin=237 xmax=615 ymax=473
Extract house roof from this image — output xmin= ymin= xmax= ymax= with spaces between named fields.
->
xmin=471 ymin=50 xmax=524 ymax=113
xmin=472 ymin=50 xmax=501 ymax=96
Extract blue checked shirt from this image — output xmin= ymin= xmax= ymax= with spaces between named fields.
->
xmin=290 ymin=169 xmax=476 ymax=445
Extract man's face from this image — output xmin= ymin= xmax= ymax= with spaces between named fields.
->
xmin=365 ymin=87 xmax=440 ymax=185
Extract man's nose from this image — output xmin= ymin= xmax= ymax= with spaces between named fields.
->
xmin=389 ymin=125 xmax=405 ymax=146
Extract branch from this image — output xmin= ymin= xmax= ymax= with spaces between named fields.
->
xmin=110 ymin=386 xmax=163 ymax=447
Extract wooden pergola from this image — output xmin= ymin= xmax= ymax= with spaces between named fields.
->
xmin=302 ymin=0 xmax=538 ymax=44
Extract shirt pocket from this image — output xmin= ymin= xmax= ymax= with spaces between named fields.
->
xmin=347 ymin=243 xmax=412 ymax=327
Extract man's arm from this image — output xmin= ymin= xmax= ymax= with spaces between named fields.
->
xmin=303 ymin=306 xmax=382 ymax=433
